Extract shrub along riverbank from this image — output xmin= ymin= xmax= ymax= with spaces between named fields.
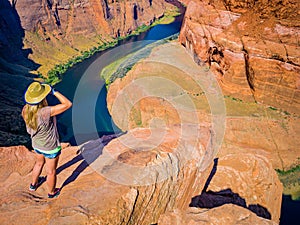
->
xmin=276 ymin=165 xmax=300 ymax=200
xmin=40 ymin=7 xmax=181 ymax=86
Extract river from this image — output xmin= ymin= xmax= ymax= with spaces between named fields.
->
xmin=50 ymin=0 xmax=185 ymax=145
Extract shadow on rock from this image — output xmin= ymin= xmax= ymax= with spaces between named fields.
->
xmin=57 ymin=132 xmax=125 ymax=190
xmin=189 ymin=158 xmax=272 ymax=220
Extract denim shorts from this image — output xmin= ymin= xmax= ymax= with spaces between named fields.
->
xmin=34 ymin=146 xmax=61 ymax=159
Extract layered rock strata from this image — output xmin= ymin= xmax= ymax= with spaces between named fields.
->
xmin=15 ymin=0 xmax=170 ymax=38
xmin=12 ymin=0 xmax=174 ymax=73
xmin=158 ymin=205 xmax=278 ymax=225
xmin=107 ymin=41 xmax=300 ymax=171
xmin=179 ymin=0 xmax=300 ymax=114
xmin=0 ymin=128 xmax=282 ymax=224
xmin=0 ymin=126 xmax=213 ymax=225
xmin=158 ymin=151 xmax=283 ymax=224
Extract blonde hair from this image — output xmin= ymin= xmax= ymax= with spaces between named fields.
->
xmin=24 ymin=99 xmax=48 ymax=130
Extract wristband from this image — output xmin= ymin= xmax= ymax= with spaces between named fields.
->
xmin=51 ymin=87 xmax=56 ymax=95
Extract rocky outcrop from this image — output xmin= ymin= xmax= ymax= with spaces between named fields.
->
xmin=179 ymin=0 xmax=300 ymax=114
xmin=0 ymin=126 xmax=283 ymax=224
xmin=159 ymin=152 xmax=283 ymax=224
xmin=193 ymin=153 xmax=282 ymax=222
xmin=0 ymin=127 xmax=214 ymax=225
xmin=158 ymin=205 xmax=278 ymax=225
xmin=107 ymin=41 xmax=300 ymax=171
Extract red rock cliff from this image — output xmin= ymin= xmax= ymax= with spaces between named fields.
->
xmin=179 ymin=0 xmax=300 ymax=114
xmin=13 ymin=0 xmax=173 ymax=71
xmin=16 ymin=0 xmax=170 ymax=38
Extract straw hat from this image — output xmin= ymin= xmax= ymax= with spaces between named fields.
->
xmin=25 ymin=82 xmax=51 ymax=104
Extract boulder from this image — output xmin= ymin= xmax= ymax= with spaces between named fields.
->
xmin=158 ymin=151 xmax=283 ymax=224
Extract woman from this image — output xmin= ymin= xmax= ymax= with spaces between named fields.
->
xmin=22 ymin=81 xmax=72 ymax=198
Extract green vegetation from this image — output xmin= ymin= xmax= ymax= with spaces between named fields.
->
xmin=276 ymin=164 xmax=300 ymax=200
xmin=126 ymin=7 xmax=180 ymax=38
xmin=152 ymin=7 xmax=181 ymax=25
xmin=130 ymin=107 xmax=143 ymax=127
xmin=224 ymin=95 xmax=243 ymax=102
xmin=100 ymin=33 xmax=179 ymax=86
xmin=42 ymin=40 xmax=118 ymax=85
xmin=40 ymin=6 xmax=181 ymax=85
xmin=128 ymin=24 xmax=150 ymax=37
xmin=268 ymin=106 xmax=277 ymax=111
xmin=276 ymin=164 xmax=300 ymax=176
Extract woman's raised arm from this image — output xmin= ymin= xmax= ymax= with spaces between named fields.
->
xmin=50 ymin=91 xmax=72 ymax=117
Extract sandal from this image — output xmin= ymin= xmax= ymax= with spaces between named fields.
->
xmin=48 ymin=188 xmax=61 ymax=198
xmin=29 ymin=176 xmax=45 ymax=191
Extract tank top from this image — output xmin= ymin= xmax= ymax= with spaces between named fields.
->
xmin=23 ymin=106 xmax=60 ymax=151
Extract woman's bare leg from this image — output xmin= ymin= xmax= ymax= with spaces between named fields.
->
xmin=45 ymin=156 xmax=59 ymax=194
xmin=32 ymin=153 xmax=45 ymax=185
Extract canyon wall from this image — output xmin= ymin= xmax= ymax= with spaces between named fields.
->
xmin=13 ymin=0 xmax=175 ymax=74
xmin=107 ymin=41 xmax=300 ymax=171
xmin=179 ymin=0 xmax=300 ymax=114
xmin=15 ymin=0 xmax=168 ymax=38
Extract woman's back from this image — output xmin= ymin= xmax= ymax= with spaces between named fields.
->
xmin=24 ymin=106 xmax=60 ymax=151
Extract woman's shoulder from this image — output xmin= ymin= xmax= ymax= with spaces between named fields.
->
xmin=39 ymin=106 xmax=52 ymax=120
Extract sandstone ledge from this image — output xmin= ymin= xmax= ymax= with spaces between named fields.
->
xmin=0 ymin=126 xmax=282 ymax=224
xmin=0 ymin=126 xmax=213 ymax=225
xmin=158 ymin=204 xmax=278 ymax=225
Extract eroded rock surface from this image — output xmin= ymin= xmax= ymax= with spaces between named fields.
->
xmin=194 ymin=153 xmax=282 ymax=222
xmin=179 ymin=0 xmax=300 ymax=114
xmin=0 ymin=127 xmax=213 ymax=225
xmin=158 ymin=149 xmax=283 ymax=224
xmin=107 ymin=41 xmax=300 ymax=171
xmin=158 ymin=204 xmax=278 ymax=225
xmin=15 ymin=0 xmax=170 ymax=38
xmin=0 ymin=126 xmax=283 ymax=224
